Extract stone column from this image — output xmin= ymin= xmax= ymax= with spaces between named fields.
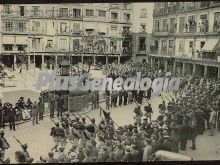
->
xmin=204 ymin=65 xmax=207 ymax=76
xmin=106 ymin=55 xmax=108 ymax=65
xmin=150 ymin=58 xmax=153 ymax=67
xmin=41 ymin=55 xmax=44 ymax=70
xmin=218 ymin=67 xmax=220 ymax=79
xmin=118 ymin=56 xmax=120 ymax=64
xmin=13 ymin=54 xmax=17 ymax=70
xmin=164 ymin=60 xmax=168 ymax=72
xmin=55 ymin=55 xmax=57 ymax=66
xmin=93 ymin=55 xmax=96 ymax=65
xmin=173 ymin=61 xmax=176 ymax=73
xmin=182 ymin=62 xmax=185 ymax=75
xmin=192 ymin=63 xmax=196 ymax=75
xmin=27 ymin=55 xmax=30 ymax=69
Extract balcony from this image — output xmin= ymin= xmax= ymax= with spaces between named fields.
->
xmin=71 ymin=15 xmax=83 ymax=21
xmin=123 ymin=19 xmax=131 ymax=24
xmin=110 ymin=18 xmax=119 ymax=23
xmin=96 ymin=16 xmax=107 ymax=22
xmin=2 ymin=27 xmax=29 ymax=35
xmin=153 ymin=30 xmax=169 ymax=36
xmin=45 ymin=46 xmax=57 ymax=52
xmin=44 ymin=10 xmax=55 ymax=19
xmin=122 ymin=30 xmax=132 ymax=38
xmin=122 ymin=4 xmax=132 ymax=10
xmin=110 ymin=4 xmax=120 ymax=9
xmin=29 ymin=10 xmax=44 ymax=18
xmin=200 ymin=1 xmax=210 ymax=9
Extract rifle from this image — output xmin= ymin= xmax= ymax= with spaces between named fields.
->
xmin=78 ymin=114 xmax=85 ymax=123
xmin=165 ymin=96 xmax=171 ymax=102
xmin=169 ymin=94 xmax=175 ymax=101
xmin=13 ymin=136 xmax=30 ymax=157
xmin=144 ymin=98 xmax=150 ymax=105
xmin=83 ymin=113 xmax=98 ymax=128
xmin=51 ymin=118 xmax=56 ymax=125
xmin=99 ymin=105 xmax=119 ymax=127
xmin=69 ymin=111 xmax=78 ymax=120
xmin=160 ymin=95 xmax=165 ymax=102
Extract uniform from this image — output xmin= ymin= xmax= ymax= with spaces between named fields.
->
xmin=38 ymin=100 xmax=44 ymax=120
xmin=31 ymin=103 xmax=38 ymax=126
xmin=49 ymin=96 xmax=55 ymax=118
xmin=8 ymin=107 xmax=16 ymax=131
xmin=57 ymin=96 xmax=64 ymax=117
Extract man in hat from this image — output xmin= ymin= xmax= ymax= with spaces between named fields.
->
xmin=170 ymin=117 xmax=181 ymax=153
xmin=209 ymin=107 xmax=217 ymax=136
xmin=134 ymin=105 xmax=143 ymax=126
xmin=0 ymin=129 xmax=10 ymax=158
xmin=8 ymin=104 xmax=16 ymax=131
xmin=57 ymin=95 xmax=64 ymax=117
xmin=38 ymin=97 xmax=45 ymax=120
xmin=31 ymin=101 xmax=39 ymax=126
xmin=49 ymin=93 xmax=56 ymax=118
xmin=142 ymin=138 xmax=152 ymax=162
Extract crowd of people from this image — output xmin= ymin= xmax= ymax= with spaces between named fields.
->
xmin=0 ymin=62 xmax=219 ymax=163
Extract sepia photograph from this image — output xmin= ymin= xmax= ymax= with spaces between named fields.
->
xmin=0 ymin=1 xmax=219 ymax=163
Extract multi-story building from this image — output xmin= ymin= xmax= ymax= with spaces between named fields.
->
xmin=151 ymin=1 xmax=220 ymax=78
xmin=0 ymin=3 xmax=137 ymax=69
xmin=131 ymin=3 xmax=153 ymax=63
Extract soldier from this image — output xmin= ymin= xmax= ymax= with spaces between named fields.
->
xmin=146 ymin=87 xmax=153 ymax=100
xmin=31 ymin=102 xmax=39 ymax=126
xmin=49 ymin=93 xmax=55 ymax=118
xmin=105 ymin=96 xmax=110 ymax=111
xmin=134 ymin=106 xmax=143 ymax=127
xmin=8 ymin=104 xmax=16 ymax=131
xmin=0 ymin=129 xmax=10 ymax=159
xmin=179 ymin=116 xmax=189 ymax=151
xmin=57 ymin=95 xmax=64 ymax=117
xmin=144 ymin=104 xmax=153 ymax=122
xmin=170 ymin=117 xmax=181 ymax=153
xmin=50 ymin=121 xmax=65 ymax=152
xmin=209 ymin=108 xmax=217 ymax=136
xmin=118 ymin=90 xmax=123 ymax=106
xmin=188 ymin=112 xmax=198 ymax=150
xmin=123 ymin=90 xmax=128 ymax=105
xmin=38 ymin=97 xmax=45 ymax=120
xmin=138 ymin=90 xmax=144 ymax=104
xmin=142 ymin=138 xmax=152 ymax=162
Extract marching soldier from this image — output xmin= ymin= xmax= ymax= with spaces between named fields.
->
xmin=38 ymin=97 xmax=45 ymax=120
xmin=8 ymin=104 xmax=16 ymax=131
xmin=49 ymin=93 xmax=56 ymax=118
xmin=144 ymin=104 xmax=153 ymax=122
xmin=31 ymin=102 xmax=38 ymax=126
xmin=134 ymin=105 xmax=143 ymax=126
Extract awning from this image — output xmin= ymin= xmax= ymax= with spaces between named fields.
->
xmin=16 ymin=37 xmax=27 ymax=45
xmin=84 ymin=23 xmax=96 ymax=30
xmin=98 ymin=24 xmax=107 ymax=33
xmin=201 ymin=39 xmax=220 ymax=52
xmin=2 ymin=36 xmax=14 ymax=44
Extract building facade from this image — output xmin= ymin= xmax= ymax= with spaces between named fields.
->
xmin=151 ymin=1 xmax=220 ymax=78
xmin=0 ymin=3 xmax=139 ymax=69
xmin=131 ymin=3 xmax=153 ymax=63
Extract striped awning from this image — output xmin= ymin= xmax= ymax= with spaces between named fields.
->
xmin=201 ymin=39 xmax=219 ymax=52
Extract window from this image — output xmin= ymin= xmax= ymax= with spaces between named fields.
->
xmin=72 ymin=23 xmax=80 ymax=33
xmin=140 ymin=9 xmax=147 ymax=18
xmin=179 ymin=17 xmax=185 ymax=33
xmin=155 ymin=20 xmax=160 ymax=32
xmin=170 ymin=18 xmax=176 ymax=33
xmin=189 ymin=41 xmax=194 ymax=52
xmin=162 ymin=19 xmax=168 ymax=32
xmin=17 ymin=45 xmax=26 ymax=51
xmin=98 ymin=10 xmax=106 ymax=17
xmin=18 ymin=22 xmax=26 ymax=32
xmin=86 ymin=9 xmax=94 ymax=17
xmin=3 ymin=5 xmax=11 ymax=14
xmin=141 ymin=24 xmax=146 ymax=32
xmin=111 ymin=12 xmax=118 ymax=20
xmin=32 ymin=6 xmax=40 ymax=17
xmin=213 ymin=12 xmax=220 ymax=32
xmin=32 ymin=21 xmax=40 ymax=31
xmin=179 ymin=40 xmax=184 ymax=53
xmin=124 ymin=13 xmax=130 ymax=22
xmin=161 ymin=41 xmax=167 ymax=52
xmin=3 ymin=44 xmax=13 ymax=51
xmin=169 ymin=40 xmax=174 ymax=48
xmin=59 ymin=8 xmax=68 ymax=17
xmin=199 ymin=14 xmax=208 ymax=32
xmin=73 ymin=9 xmax=81 ymax=18
xmin=19 ymin=6 xmax=25 ymax=16
xmin=139 ymin=37 xmax=146 ymax=51
xmin=32 ymin=38 xmax=41 ymax=49
xmin=60 ymin=39 xmax=67 ymax=50
xmin=111 ymin=25 xmax=117 ymax=31
xmin=46 ymin=40 xmax=53 ymax=48
xmin=4 ymin=21 xmax=13 ymax=31
xmin=60 ymin=22 xmax=68 ymax=33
